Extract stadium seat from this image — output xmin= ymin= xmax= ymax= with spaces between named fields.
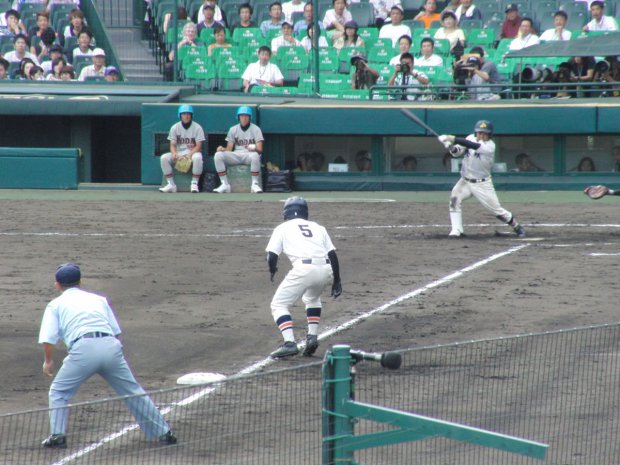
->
xmin=466 ymin=28 xmax=495 ymax=48
xmin=349 ymin=2 xmax=375 ymax=27
xmin=566 ymin=11 xmax=588 ymax=30
xmin=239 ymin=37 xmax=268 ymax=61
xmin=400 ymin=0 xmax=425 ymax=16
xmin=319 ymin=72 xmax=350 ymax=92
xmin=367 ymin=44 xmax=393 ymax=64
xmin=279 ymin=53 xmax=309 ymax=80
xmin=211 ymin=45 xmax=243 ymax=66
xmin=232 ymin=26 xmax=262 ymax=44
xmin=373 ymin=62 xmax=395 ymax=84
xmin=338 ymin=46 xmax=365 ymax=73
xmin=315 ymin=47 xmax=339 ymax=73
xmin=297 ymin=72 xmax=317 ymax=92
xmin=215 ymin=62 xmax=244 ymax=90
xmin=178 ymin=44 xmax=208 ymax=63
xmin=358 ymin=27 xmax=379 ymax=47
xmin=432 ymin=38 xmax=451 ymax=56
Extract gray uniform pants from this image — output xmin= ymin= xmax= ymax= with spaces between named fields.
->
xmin=160 ymin=152 xmax=203 ymax=177
xmin=48 ymin=336 xmax=169 ymax=439
xmin=214 ymin=151 xmax=261 ymax=174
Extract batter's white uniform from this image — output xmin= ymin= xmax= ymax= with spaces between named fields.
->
xmin=266 ymin=218 xmax=335 ymax=331
xmin=449 ymin=134 xmax=513 ymax=235
xmin=160 ymin=120 xmax=205 ymax=177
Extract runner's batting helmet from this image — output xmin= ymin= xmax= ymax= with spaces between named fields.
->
xmin=474 ymin=120 xmax=493 ymax=134
xmin=178 ymin=104 xmax=194 ymax=118
xmin=283 ymin=196 xmax=309 ymax=220
xmin=237 ymin=106 xmax=253 ymax=120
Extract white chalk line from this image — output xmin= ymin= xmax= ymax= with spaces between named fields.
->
xmin=4 ymin=223 xmax=620 ymax=239
xmin=53 ymin=243 xmax=529 ymax=464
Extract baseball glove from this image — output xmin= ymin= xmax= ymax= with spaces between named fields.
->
xmin=584 ymin=185 xmax=609 ymax=200
xmin=174 ymin=156 xmax=192 ymax=173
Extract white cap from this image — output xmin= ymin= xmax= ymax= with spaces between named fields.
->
xmin=92 ymin=48 xmax=105 ymax=56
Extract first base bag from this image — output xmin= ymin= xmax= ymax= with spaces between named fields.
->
xmin=264 ymin=170 xmax=294 ymax=193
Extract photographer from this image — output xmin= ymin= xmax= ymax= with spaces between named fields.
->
xmin=388 ymin=52 xmax=429 ymax=100
xmin=461 ymin=56 xmax=500 ymax=101
xmin=351 ymin=53 xmax=379 ymax=90
xmin=592 ymin=57 xmax=620 ymax=97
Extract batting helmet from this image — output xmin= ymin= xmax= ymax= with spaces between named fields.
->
xmin=237 ymin=106 xmax=253 ymax=120
xmin=283 ymin=196 xmax=309 ymax=220
xmin=178 ymin=104 xmax=194 ymax=119
xmin=474 ymin=120 xmax=493 ymax=134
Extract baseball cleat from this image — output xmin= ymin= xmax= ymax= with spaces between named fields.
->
xmin=159 ymin=184 xmax=177 ymax=193
xmin=302 ymin=335 xmax=319 ymax=356
xmin=270 ymin=341 xmax=299 ymax=358
xmin=515 ymin=225 xmax=526 ymax=238
xmin=251 ymin=183 xmax=263 ymax=194
xmin=190 ymin=183 xmax=199 ymax=193
xmin=213 ymin=183 xmax=231 ymax=194
xmin=159 ymin=430 xmax=177 ymax=445
xmin=448 ymin=230 xmax=464 ymax=237
xmin=42 ymin=434 xmax=67 ymax=449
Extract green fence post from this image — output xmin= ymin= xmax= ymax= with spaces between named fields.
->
xmin=322 ymin=344 xmax=356 ymax=465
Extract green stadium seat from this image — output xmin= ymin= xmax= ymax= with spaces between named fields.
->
xmin=319 ymin=72 xmax=350 ymax=92
xmin=279 ymin=53 xmax=309 ymax=80
xmin=178 ymin=44 xmax=208 ymax=63
xmin=232 ymin=27 xmax=262 ymax=44
xmin=348 ymin=2 xmax=375 ymax=27
xmin=367 ymin=44 xmax=393 ymax=64
xmin=215 ymin=62 xmax=244 ymax=90
xmin=466 ymin=28 xmax=495 ymax=49
xmin=297 ymin=72 xmax=317 ymax=92
xmin=314 ymin=47 xmax=339 ymax=73
xmin=432 ymin=38 xmax=451 ymax=56
xmin=373 ymin=62 xmax=395 ymax=84
xmin=211 ymin=45 xmax=243 ymax=67
xmin=338 ymin=46 xmax=365 ymax=73
xmin=358 ymin=27 xmax=379 ymax=46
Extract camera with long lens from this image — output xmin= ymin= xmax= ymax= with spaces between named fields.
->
xmin=453 ymin=55 xmax=480 ymax=85
xmin=399 ymin=61 xmax=410 ymax=74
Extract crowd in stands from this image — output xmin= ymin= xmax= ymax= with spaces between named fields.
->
xmin=148 ymin=0 xmax=620 ymax=98
xmin=0 ymin=1 xmax=121 ymax=81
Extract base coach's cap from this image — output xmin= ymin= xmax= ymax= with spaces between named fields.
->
xmin=55 ymin=263 xmax=81 ymax=286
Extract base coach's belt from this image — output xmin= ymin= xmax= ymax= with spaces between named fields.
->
xmin=301 ymin=258 xmax=330 ymax=265
xmin=71 ymin=332 xmax=112 ymax=346
xmin=464 ymin=177 xmax=489 ymax=183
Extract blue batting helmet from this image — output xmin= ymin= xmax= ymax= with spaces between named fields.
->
xmin=237 ymin=106 xmax=253 ymax=120
xmin=283 ymin=196 xmax=309 ymax=220
xmin=178 ymin=104 xmax=194 ymax=118
xmin=474 ymin=120 xmax=493 ymax=134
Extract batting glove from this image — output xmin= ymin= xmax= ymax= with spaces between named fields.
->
xmin=438 ymin=135 xmax=455 ymax=149
xmin=331 ymin=280 xmax=342 ymax=299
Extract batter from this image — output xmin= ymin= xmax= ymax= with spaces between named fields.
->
xmin=439 ymin=120 xmax=526 ymax=238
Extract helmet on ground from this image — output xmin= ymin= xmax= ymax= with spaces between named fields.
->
xmin=178 ymin=104 xmax=194 ymax=118
xmin=474 ymin=120 xmax=493 ymax=134
xmin=283 ymin=196 xmax=308 ymax=220
xmin=237 ymin=106 xmax=253 ymax=120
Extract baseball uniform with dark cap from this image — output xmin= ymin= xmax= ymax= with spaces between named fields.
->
xmin=38 ymin=263 xmax=175 ymax=448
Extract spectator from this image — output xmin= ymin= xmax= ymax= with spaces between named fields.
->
xmin=294 ymin=3 xmax=323 ymax=36
xmin=396 ymin=155 xmax=417 ymax=171
xmin=213 ymin=106 xmax=264 ymax=194
xmin=434 ymin=10 xmax=465 ymax=54
xmin=282 ymin=0 xmax=306 ymax=24
xmin=583 ymin=0 xmax=618 ymax=32
xmin=17 ymin=57 xmax=35 ymax=79
xmin=300 ymin=22 xmax=328 ymax=52
xmin=388 ymin=51 xmax=429 ymax=100
xmin=165 ymin=22 xmax=201 ymax=80
xmin=593 ymin=56 xmax=620 ymax=97
xmin=242 ymin=45 xmax=284 ymax=92
xmin=500 ymin=3 xmax=521 ymax=39
xmin=71 ymin=29 xmax=94 ymax=63
xmin=208 ymin=25 xmax=231 ymax=56
xmin=271 ymin=21 xmax=301 ymax=53
xmin=196 ymin=4 xmax=223 ymax=36
xmin=77 ymin=47 xmax=106 ymax=80
xmin=4 ymin=34 xmax=39 ymax=64
xmin=512 ymin=153 xmax=543 ymax=172
xmin=611 ymin=146 xmax=620 ymax=172
xmin=323 ymin=0 xmax=352 ymax=44
xmin=463 ymin=56 xmax=500 ymax=100
xmin=196 ymin=0 xmax=226 ymax=26
xmin=45 ymin=56 xmax=67 ymax=80
xmin=42 ymin=44 xmax=65 ymax=74
xmin=454 ymin=0 xmax=482 ymax=24
xmin=28 ymin=11 xmax=57 ymax=56
xmin=159 ymin=105 xmax=205 ymax=193
xmin=59 ymin=64 xmax=75 ymax=80
xmin=369 ymin=0 xmax=401 ymax=27
xmin=34 ymin=28 xmax=58 ymax=64
xmin=260 ymin=2 xmax=285 ymax=37
xmin=355 ymin=150 xmax=372 ymax=171
xmin=540 ymin=10 xmax=571 ymax=41
xmin=379 ymin=6 xmax=410 ymax=47
xmin=389 ymin=34 xmax=412 ymax=65
xmin=295 ymin=152 xmax=311 ymax=171
xmin=1 ymin=9 xmax=27 ymax=36
xmin=308 ymin=152 xmax=325 ymax=171
xmin=457 ymin=45 xmax=500 ymax=83
xmin=231 ymin=3 xmax=257 ymax=31
xmin=0 ymin=57 xmax=9 ymax=80
xmin=350 ymin=53 xmax=379 ymax=89
xmin=508 ymin=17 xmax=539 ymax=51
xmin=442 ymin=0 xmax=460 ymax=13
xmin=575 ymin=156 xmax=596 ymax=171
xmin=62 ymin=9 xmax=91 ymax=43
xmin=334 ymin=20 xmax=364 ymax=50
xmin=416 ymin=37 xmax=443 ymax=67
xmin=413 ymin=0 xmax=441 ymax=29
xmin=28 ymin=64 xmax=44 ymax=80
xmin=104 ymin=66 xmax=120 ymax=81
xmin=163 ymin=6 xmax=188 ymax=35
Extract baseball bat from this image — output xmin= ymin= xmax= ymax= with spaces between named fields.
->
xmin=399 ymin=108 xmax=440 ymax=137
